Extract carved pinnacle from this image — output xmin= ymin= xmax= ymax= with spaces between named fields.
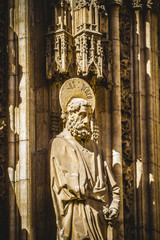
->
xmin=145 ymin=0 xmax=153 ymax=9
xmin=132 ymin=0 xmax=142 ymax=9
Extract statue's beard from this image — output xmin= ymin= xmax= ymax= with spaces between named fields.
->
xmin=66 ymin=119 xmax=92 ymax=142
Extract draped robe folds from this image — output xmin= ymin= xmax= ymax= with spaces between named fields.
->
xmin=50 ymin=129 xmax=120 ymax=240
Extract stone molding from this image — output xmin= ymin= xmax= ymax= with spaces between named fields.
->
xmin=145 ymin=0 xmax=153 ymax=9
xmin=75 ymin=0 xmax=91 ymax=10
xmin=132 ymin=0 xmax=160 ymax=13
xmin=106 ymin=0 xmax=123 ymax=6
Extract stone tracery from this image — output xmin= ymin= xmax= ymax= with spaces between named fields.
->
xmin=46 ymin=0 xmax=109 ymax=80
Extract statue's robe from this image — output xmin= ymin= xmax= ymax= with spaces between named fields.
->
xmin=50 ymin=129 xmax=120 ymax=240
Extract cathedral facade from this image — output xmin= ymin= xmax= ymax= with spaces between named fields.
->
xmin=0 ymin=0 xmax=160 ymax=239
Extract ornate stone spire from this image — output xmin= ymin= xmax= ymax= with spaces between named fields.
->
xmin=46 ymin=0 xmax=110 ymax=79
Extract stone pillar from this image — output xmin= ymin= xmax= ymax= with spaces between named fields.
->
xmin=132 ymin=2 xmax=150 ymax=239
xmin=150 ymin=8 xmax=160 ymax=239
xmin=8 ymin=0 xmax=33 ymax=239
xmin=145 ymin=5 xmax=156 ymax=239
xmin=83 ymin=7 xmax=86 ymax=24
xmin=108 ymin=1 xmax=124 ymax=239
xmin=145 ymin=2 xmax=160 ymax=239
xmin=55 ymin=7 xmax=57 ymax=25
xmin=8 ymin=1 xmax=16 ymax=239
xmin=131 ymin=1 xmax=160 ymax=239
xmin=132 ymin=4 xmax=144 ymax=240
xmin=16 ymin=0 xmax=31 ymax=236
xmin=95 ymin=6 xmax=98 ymax=29
xmin=61 ymin=3 xmax=64 ymax=29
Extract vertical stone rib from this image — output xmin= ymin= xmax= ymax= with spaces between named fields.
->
xmin=153 ymin=14 xmax=160 ymax=238
xmin=133 ymin=8 xmax=150 ymax=240
xmin=105 ymin=90 xmax=112 ymax=169
xmin=14 ymin=0 xmax=31 ymax=239
xmin=140 ymin=10 xmax=149 ymax=240
xmin=8 ymin=1 xmax=16 ymax=239
xmin=130 ymin=16 xmax=138 ymax=239
xmin=132 ymin=6 xmax=154 ymax=239
xmin=146 ymin=10 xmax=157 ymax=239
xmin=133 ymin=9 xmax=141 ymax=174
xmin=110 ymin=5 xmax=124 ymax=239
xmin=133 ymin=9 xmax=142 ymax=239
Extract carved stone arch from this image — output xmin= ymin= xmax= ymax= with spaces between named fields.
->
xmin=88 ymin=61 xmax=98 ymax=75
xmin=90 ymin=0 xmax=99 ymax=9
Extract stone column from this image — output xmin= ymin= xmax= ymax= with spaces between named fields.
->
xmin=83 ymin=7 xmax=86 ymax=25
xmin=8 ymin=0 xmax=33 ymax=239
xmin=61 ymin=3 xmax=64 ymax=29
xmin=95 ymin=6 xmax=99 ymax=30
xmin=132 ymin=3 xmax=148 ymax=240
xmin=131 ymin=1 xmax=160 ymax=239
xmin=108 ymin=1 xmax=124 ymax=239
xmin=8 ymin=1 xmax=16 ymax=239
xmin=145 ymin=2 xmax=159 ymax=239
xmin=55 ymin=7 xmax=58 ymax=25
xmin=16 ymin=0 xmax=31 ymax=236
xmin=132 ymin=1 xmax=150 ymax=239
xmin=132 ymin=4 xmax=144 ymax=240
xmin=90 ymin=4 xmax=92 ymax=24
xmin=150 ymin=6 xmax=160 ymax=239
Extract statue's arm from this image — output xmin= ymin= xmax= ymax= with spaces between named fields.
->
xmin=104 ymin=161 xmax=120 ymax=220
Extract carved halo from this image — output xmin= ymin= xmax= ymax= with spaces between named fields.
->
xmin=59 ymin=78 xmax=95 ymax=112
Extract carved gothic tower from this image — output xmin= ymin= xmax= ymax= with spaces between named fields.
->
xmin=46 ymin=0 xmax=110 ymax=81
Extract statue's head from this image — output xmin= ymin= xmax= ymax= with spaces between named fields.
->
xmin=62 ymin=98 xmax=92 ymax=142
xmin=59 ymin=78 xmax=95 ymax=142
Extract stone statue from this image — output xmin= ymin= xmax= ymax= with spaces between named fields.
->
xmin=50 ymin=78 xmax=120 ymax=239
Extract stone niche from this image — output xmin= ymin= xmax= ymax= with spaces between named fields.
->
xmin=45 ymin=0 xmax=110 ymax=80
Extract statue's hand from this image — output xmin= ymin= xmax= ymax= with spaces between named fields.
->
xmin=103 ymin=206 xmax=109 ymax=216
xmin=103 ymin=207 xmax=119 ymax=221
xmin=108 ymin=208 xmax=118 ymax=219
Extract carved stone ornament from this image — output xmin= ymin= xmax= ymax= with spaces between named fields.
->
xmin=46 ymin=0 xmax=110 ymax=80
xmin=50 ymin=78 xmax=120 ymax=239
xmin=50 ymin=111 xmax=62 ymax=138
xmin=74 ymin=0 xmax=91 ymax=10
xmin=120 ymin=2 xmax=135 ymax=238
xmin=145 ymin=0 xmax=153 ymax=8
xmin=132 ymin=0 xmax=142 ymax=8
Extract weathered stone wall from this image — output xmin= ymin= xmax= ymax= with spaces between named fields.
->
xmin=0 ymin=0 xmax=8 ymax=239
xmin=121 ymin=1 xmax=160 ymax=239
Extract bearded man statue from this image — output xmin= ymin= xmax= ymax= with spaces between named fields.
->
xmin=50 ymin=78 xmax=120 ymax=240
